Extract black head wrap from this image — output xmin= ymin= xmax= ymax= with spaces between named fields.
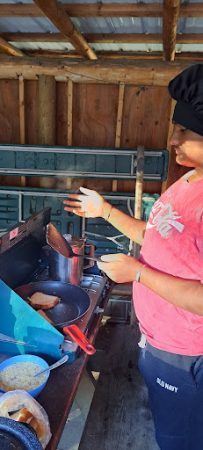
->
xmin=168 ymin=64 xmax=203 ymax=136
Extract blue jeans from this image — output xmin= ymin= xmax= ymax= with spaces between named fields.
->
xmin=138 ymin=342 xmax=203 ymax=450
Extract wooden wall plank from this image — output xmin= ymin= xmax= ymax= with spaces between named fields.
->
xmin=67 ymin=79 xmax=73 ymax=146
xmin=115 ymin=83 xmax=125 ymax=148
xmin=112 ymin=83 xmax=125 ymax=192
xmin=24 ymin=80 xmax=38 ymax=144
xmin=0 ymin=80 xmax=19 ymax=143
xmin=0 ymin=80 xmax=21 ymax=187
xmin=73 ymin=84 xmax=118 ymax=147
xmin=19 ymin=76 xmax=25 ymax=145
xmin=56 ymin=81 xmax=68 ymax=146
xmin=0 ymin=78 xmax=175 ymax=196
xmin=38 ymin=75 xmax=56 ymax=145
xmin=117 ymin=85 xmax=171 ymax=194
xmin=18 ymin=75 xmax=26 ymax=187
xmin=71 ymin=83 xmax=119 ymax=192
xmin=121 ymin=86 xmax=170 ymax=148
xmin=162 ymin=98 xmax=189 ymax=190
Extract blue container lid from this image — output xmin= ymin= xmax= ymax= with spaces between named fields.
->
xmin=0 ymin=417 xmax=43 ymax=449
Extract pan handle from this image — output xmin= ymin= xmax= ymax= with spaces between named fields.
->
xmin=62 ymin=325 xmax=96 ymax=355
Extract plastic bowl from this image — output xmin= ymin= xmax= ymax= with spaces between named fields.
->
xmin=0 ymin=354 xmax=50 ymax=398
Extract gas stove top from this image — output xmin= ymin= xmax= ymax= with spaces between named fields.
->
xmin=0 ymin=208 xmax=112 ymax=361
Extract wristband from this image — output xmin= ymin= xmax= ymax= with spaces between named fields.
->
xmin=135 ymin=270 xmax=142 ymax=282
xmin=135 ymin=264 xmax=146 ymax=283
xmin=105 ymin=205 xmax=113 ymax=221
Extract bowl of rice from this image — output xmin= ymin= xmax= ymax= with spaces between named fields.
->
xmin=0 ymin=354 xmax=50 ymax=397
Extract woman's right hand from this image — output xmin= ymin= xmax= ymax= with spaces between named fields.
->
xmin=63 ymin=187 xmax=109 ymax=218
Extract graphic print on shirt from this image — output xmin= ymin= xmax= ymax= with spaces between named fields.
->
xmin=146 ymin=200 xmax=184 ymax=238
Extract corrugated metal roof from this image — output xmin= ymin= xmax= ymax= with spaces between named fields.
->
xmin=0 ymin=0 xmax=203 ymax=56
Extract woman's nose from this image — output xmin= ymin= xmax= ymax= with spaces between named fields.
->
xmin=169 ymin=129 xmax=180 ymax=146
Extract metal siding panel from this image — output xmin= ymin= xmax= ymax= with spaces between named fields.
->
xmin=0 ymin=146 xmax=169 ymax=180
xmin=0 ymin=194 xmax=19 ymax=231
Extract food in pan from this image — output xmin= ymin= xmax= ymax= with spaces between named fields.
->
xmin=37 ymin=309 xmax=54 ymax=325
xmin=28 ymin=292 xmax=60 ymax=310
xmin=0 ymin=362 xmax=47 ymax=392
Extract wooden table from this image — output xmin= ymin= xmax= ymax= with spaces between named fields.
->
xmin=38 ymin=296 xmax=109 ymax=450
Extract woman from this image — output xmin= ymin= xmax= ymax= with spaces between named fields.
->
xmin=64 ymin=64 xmax=203 ymax=450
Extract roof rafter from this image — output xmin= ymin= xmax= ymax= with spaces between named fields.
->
xmin=0 ymin=36 xmax=24 ymax=57
xmin=33 ymin=0 xmax=97 ymax=60
xmin=163 ymin=0 xmax=181 ymax=61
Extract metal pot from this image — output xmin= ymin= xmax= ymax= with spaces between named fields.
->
xmin=47 ymin=237 xmax=84 ymax=285
xmin=47 ymin=238 xmax=95 ymax=286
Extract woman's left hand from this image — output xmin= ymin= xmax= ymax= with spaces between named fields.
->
xmin=97 ymin=253 xmax=139 ymax=283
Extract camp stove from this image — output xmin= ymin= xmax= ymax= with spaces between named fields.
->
xmin=0 ymin=208 xmax=111 ymax=362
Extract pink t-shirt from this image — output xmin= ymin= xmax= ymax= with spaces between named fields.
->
xmin=133 ymin=171 xmax=203 ymax=355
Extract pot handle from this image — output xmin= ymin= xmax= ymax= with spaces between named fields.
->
xmin=62 ymin=325 xmax=96 ymax=355
xmin=83 ymin=243 xmax=95 ymax=269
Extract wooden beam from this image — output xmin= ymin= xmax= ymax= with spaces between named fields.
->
xmin=2 ymin=32 xmax=162 ymax=44
xmin=19 ymin=75 xmax=25 ymax=144
xmin=3 ymin=32 xmax=203 ymax=45
xmin=19 ymin=75 xmax=26 ymax=187
xmin=115 ymin=83 xmax=125 ymax=148
xmin=33 ymin=0 xmax=97 ymax=60
xmin=0 ymin=57 xmax=197 ymax=83
xmin=163 ymin=0 xmax=181 ymax=61
xmin=66 ymin=79 xmax=73 ymax=190
xmin=113 ymin=82 xmax=125 ymax=192
xmin=181 ymin=3 xmax=203 ymax=17
xmin=1 ymin=3 xmax=203 ymax=17
xmin=67 ymin=79 xmax=73 ymax=146
xmin=86 ymin=33 xmax=161 ymax=44
xmin=0 ymin=4 xmax=162 ymax=17
xmin=177 ymin=34 xmax=203 ymax=44
xmin=0 ymin=36 xmax=24 ymax=57
xmin=7 ymin=48 xmax=203 ymax=63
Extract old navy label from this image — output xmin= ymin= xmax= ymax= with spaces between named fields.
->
xmin=156 ymin=377 xmax=178 ymax=393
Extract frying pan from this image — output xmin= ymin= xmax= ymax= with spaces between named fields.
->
xmin=15 ymin=281 xmax=96 ymax=355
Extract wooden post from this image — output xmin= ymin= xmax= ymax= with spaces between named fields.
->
xmin=19 ymin=75 xmax=26 ymax=187
xmin=131 ymin=145 xmax=145 ymax=325
xmin=163 ymin=0 xmax=181 ymax=61
xmin=67 ymin=79 xmax=73 ymax=146
xmin=66 ymin=78 xmax=73 ymax=189
xmin=38 ymin=75 xmax=56 ymax=145
xmin=113 ymin=82 xmax=125 ymax=192
xmin=38 ymin=75 xmax=56 ymax=187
